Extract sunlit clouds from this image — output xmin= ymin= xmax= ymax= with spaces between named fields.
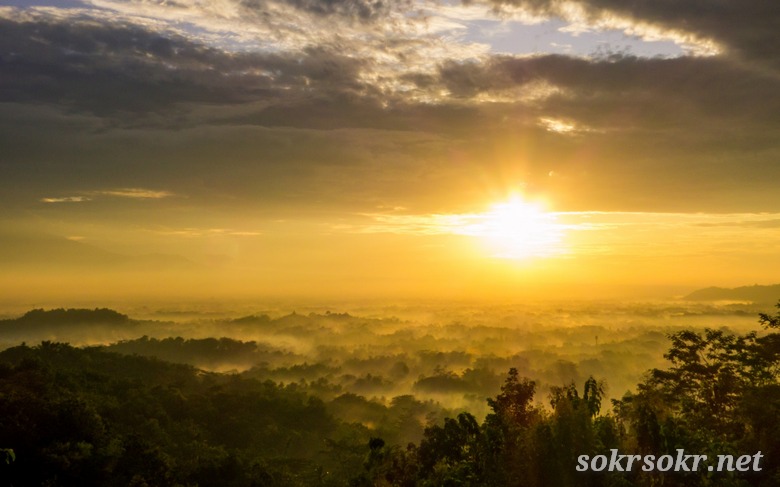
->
xmin=0 ymin=0 xmax=715 ymax=111
xmin=151 ymin=228 xmax=262 ymax=238
xmin=40 ymin=196 xmax=92 ymax=204
xmin=355 ymin=208 xmax=780 ymax=260
xmin=40 ymin=188 xmax=174 ymax=203
xmin=538 ymin=117 xmax=576 ymax=134
xmin=96 ymin=188 xmax=174 ymax=199
xmin=2 ymin=0 xmax=780 ymax=301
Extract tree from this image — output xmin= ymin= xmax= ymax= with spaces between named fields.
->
xmin=486 ymin=368 xmax=537 ymax=429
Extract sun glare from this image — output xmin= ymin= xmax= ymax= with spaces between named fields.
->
xmin=464 ymin=196 xmax=564 ymax=259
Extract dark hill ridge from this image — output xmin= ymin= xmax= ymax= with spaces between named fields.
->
xmin=0 ymin=308 xmax=149 ymax=347
xmin=683 ymin=284 xmax=780 ymax=303
xmin=0 ymin=308 xmax=131 ymax=326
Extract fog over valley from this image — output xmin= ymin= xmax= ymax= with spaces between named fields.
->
xmin=0 ymin=299 xmax=764 ymax=422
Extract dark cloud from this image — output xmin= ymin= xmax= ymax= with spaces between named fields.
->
xmin=2 ymin=2 xmax=780 ymax=214
xmin=241 ymin=0 xmax=402 ymax=20
xmin=484 ymin=0 xmax=780 ymax=68
xmin=6 ymin=5 xmax=775 ymax=136
xmin=584 ymin=0 xmax=780 ymax=66
xmin=434 ymin=54 xmax=780 ymax=133
xmin=0 ymin=11 xmax=368 ymax=119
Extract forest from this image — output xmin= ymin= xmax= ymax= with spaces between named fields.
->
xmin=0 ymin=300 xmax=778 ymax=486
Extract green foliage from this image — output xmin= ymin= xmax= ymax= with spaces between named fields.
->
xmin=487 ymin=367 xmax=538 ymax=429
xmin=758 ymin=301 xmax=780 ymax=329
xmin=0 ymin=342 xmax=367 ymax=487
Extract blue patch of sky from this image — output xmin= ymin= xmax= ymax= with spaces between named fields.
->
xmin=464 ymin=18 xmax=685 ymax=58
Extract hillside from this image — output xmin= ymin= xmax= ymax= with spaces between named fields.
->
xmin=683 ymin=284 xmax=780 ymax=303
xmin=0 ymin=342 xmax=364 ymax=487
xmin=0 ymin=308 xmax=131 ymax=326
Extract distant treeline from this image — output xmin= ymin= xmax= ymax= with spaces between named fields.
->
xmin=104 ymin=336 xmax=294 ymax=369
xmin=0 ymin=308 xmax=131 ymax=326
xmin=684 ymin=283 xmax=780 ymax=303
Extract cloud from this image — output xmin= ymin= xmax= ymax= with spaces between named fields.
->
xmin=539 ymin=117 xmax=577 ymax=134
xmin=341 ymin=208 xmax=780 ymax=260
xmin=96 ymin=188 xmax=174 ymax=199
xmin=152 ymin=227 xmax=262 ymax=237
xmin=40 ymin=196 xmax=91 ymax=203
xmin=356 ymin=209 xmax=780 ymax=238
xmin=5 ymin=2 xmax=775 ymax=138
xmin=256 ymin=0 xmax=408 ymax=21
xmin=2 ymin=0 xmax=780 ymax=217
xmin=0 ymin=7 xmax=372 ymax=119
xmin=478 ymin=0 xmax=780 ymax=68
xmin=694 ymin=218 xmax=780 ymax=229
xmin=39 ymin=189 xmax=172 ymax=204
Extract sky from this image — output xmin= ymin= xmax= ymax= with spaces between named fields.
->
xmin=1 ymin=0 xmax=780 ymax=303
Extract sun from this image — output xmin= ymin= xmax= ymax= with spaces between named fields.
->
xmin=463 ymin=196 xmax=564 ymax=259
